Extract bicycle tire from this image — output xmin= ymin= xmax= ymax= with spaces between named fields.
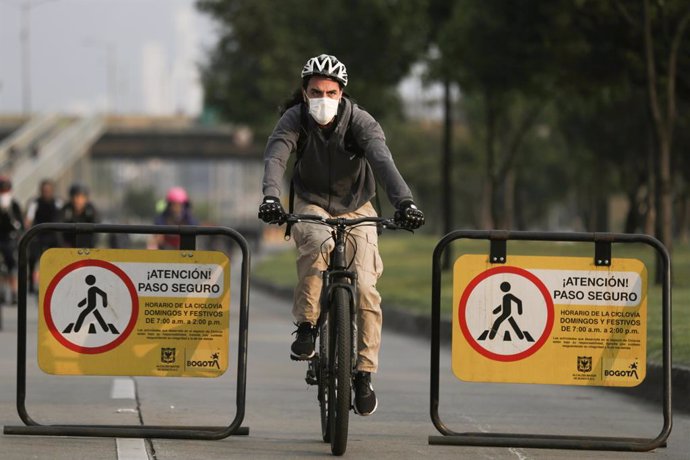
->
xmin=318 ymin=315 xmax=330 ymax=443
xmin=329 ymin=287 xmax=352 ymax=456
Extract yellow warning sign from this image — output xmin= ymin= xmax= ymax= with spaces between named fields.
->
xmin=452 ymin=255 xmax=647 ymax=387
xmin=38 ymin=248 xmax=230 ymax=377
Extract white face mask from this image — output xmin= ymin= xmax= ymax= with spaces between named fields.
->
xmin=0 ymin=193 xmax=11 ymax=209
xmin=308 ymin=97 xmax=340 ymax=125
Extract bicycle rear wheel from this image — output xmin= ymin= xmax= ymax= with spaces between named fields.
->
xmin=318 ymin=314 xmax=330 ymax=442
xmin=329 ymin=287 xmax=352 ymax=456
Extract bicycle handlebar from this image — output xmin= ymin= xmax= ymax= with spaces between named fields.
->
xmin=281 ymin=213 xmax=408 ymax=231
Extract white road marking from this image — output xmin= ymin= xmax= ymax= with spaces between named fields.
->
xmin=110 ymin=378 xmax=149 ymax=460
xmin=116 ymin=438 xmax=149 ymax=460
xmin=110 ymin=377 xmax=136 ymax=399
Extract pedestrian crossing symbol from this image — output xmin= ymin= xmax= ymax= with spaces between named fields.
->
xmin=37 ymin=248 xmax=231 ymax=377
xmin=452 ymin=254 xmax=648 ymax=386
xmin=477 ymin=281 xmax=536 ymax=343
xmin=458 ymin=266 xmax=553 ymax=362
xmin=43 ymin=259 xmax=138 ymax=355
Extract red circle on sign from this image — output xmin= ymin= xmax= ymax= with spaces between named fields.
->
xmin=44 ymin=259 xmax=139 ymax=354
xmin=458 ymin=265 xmax=554 ymax=362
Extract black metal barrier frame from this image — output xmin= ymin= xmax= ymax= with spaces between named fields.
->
xmin=429 ymin=230 xmax=671 ymax=452
xmin=4 ymin=223 xmax=250 ymax=439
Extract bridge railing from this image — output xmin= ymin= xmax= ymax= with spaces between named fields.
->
xmin=0 ymin=114 xmax=61 ymax=171
xmin=12 ymin=115 xmax=105 ymax=204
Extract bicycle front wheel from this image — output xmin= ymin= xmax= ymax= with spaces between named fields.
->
xmin=318 ymin=313 xmax=330 ymax=443
xmin=329 ymin=287 xmax=352 ymax=456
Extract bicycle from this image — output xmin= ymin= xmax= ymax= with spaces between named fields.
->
xmin=282 ymin=213 xmax=405 ymax=456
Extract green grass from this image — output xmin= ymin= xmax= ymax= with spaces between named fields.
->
xmin=254 ymin=235 xmax=690 ymax=366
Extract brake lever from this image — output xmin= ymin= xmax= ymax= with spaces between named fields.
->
xmin=272 ymin=215 xmax=288 ymax=226
xmin=382 ymin=221 xmax=414 ymax=233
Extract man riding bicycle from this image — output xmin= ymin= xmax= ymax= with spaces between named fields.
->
xmin=258 ymin=54 xmax=424 ymax=416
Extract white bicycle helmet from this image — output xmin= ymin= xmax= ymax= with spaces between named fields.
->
xmin=301 ymin=54 xmax=348 ymax=87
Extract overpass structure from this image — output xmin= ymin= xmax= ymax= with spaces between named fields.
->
xmin=0 ymin=115 xmax=264 ymax=237
xmin=0 ymin=114 xmax=105 ymax=203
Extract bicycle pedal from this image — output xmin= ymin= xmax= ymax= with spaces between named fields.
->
xmin=290 ymin=353 xmax=317 ymax=361
xmin=305 ymin=371 xmax=318 ymax=386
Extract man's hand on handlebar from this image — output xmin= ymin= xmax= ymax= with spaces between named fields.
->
xmin=258 ymin=196 xmax=286 ymax=224
xmin=394 ymin=200 xmax=425 ymax=230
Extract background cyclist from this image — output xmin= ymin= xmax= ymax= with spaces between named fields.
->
xmin=0 ymin=176 xmax=24 ymax=305
xmin=258 ymin=54 xmax=424 ymax=416
xmin=59 ymin=183 xmax=99 ymax=248
xmin=25 ymin=179 xmax=62 ymax=294
xmin=150 ymin=186 xmax=198 ymax=250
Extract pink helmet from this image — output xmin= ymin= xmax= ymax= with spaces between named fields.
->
xmin=166 ymin=186 xmax=188 ymax=204
xmin=0 ymin=176 xmax=11 ymax=192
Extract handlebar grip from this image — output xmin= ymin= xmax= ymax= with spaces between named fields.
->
xmin=285 ymin=214 xmax=326 ymax=224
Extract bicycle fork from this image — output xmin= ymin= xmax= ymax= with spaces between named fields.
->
xmin=305 ymin=270 xmax=358 ymax=387
xmin=326 ymin=269 xmax=358 ymax=373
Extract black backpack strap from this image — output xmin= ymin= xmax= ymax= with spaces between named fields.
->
xmin=285 ymin=103 xmax=310 ymax=240
xmin=295 ymin=101 xmax=309 ymax=161
xmin=343 ymin=103 xmax=364 ymax=158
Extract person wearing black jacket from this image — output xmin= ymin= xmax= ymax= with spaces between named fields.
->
xmin=0 ymin=177 xmax=24 ymax=304
xmin=60 ymin=183 xmax=99 ymax=248
xmin=26 ymin=179 xmax=62 ymax=293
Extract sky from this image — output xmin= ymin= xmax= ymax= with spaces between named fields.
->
xmin=0 ymin=0 xmax=445 ymax=120
xmin=0 ymin=0 xmax=216 ymax=116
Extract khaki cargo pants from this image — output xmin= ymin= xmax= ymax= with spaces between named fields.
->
xmin=292 ymin=197 xmax=383 ymax=373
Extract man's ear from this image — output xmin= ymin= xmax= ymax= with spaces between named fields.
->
xmin=302 ymin=90 xmax=308 ymax=103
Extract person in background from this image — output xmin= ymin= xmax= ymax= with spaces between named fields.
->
xmin=25 ymin=179 xmax=62 ymax=293
xmin=60 ymin=183 xmax=99 ymax=248
xmin=150 ymin=187 xmax=198 ymax=250
xmin=0 ymin=176 xmax=24 ymax=304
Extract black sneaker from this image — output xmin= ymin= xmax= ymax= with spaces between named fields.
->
xmin=290 ymin=322 xmax=316 ymax=360
xmin=353 ymin=371 xmax=378 ymax=416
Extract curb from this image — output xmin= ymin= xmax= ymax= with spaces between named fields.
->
xmin=252 ymin=278 xmax=690 ymax=414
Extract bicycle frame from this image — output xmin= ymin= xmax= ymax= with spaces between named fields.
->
xmin=319 ymin=221 xmax=359 ymax=370
xmin=283 ymin=213 xmax=402 ymax=455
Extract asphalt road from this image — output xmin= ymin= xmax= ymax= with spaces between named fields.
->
xmin=0 ymin=283 xmax=688 ymax=459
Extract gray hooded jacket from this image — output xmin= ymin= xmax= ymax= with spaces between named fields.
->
xmin=262 ymin=97 xmax=413 ymax=215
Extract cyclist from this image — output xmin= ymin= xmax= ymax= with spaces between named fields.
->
xmin=0 ymin=176 xmax=24 ymax=304
xmin=60 ymin=183 xmax=99 ymax=247
xmin=258 ymin=54 xmax=424 ymax=416
xmin=25 ymin=179 xmax=62 ymax=293
xmin=150 ymin=187 xmax=198 ymax=249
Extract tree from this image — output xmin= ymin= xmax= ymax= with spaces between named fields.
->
xmin=567 ymin=0 xmax=690 ymax=247
xmin=196 ymin=0 xmax=429 ymax=132
xmin=638 ymin=0 xmax=690 ymax=252
xmin=436 ymin=1 xmax=570 ymax=229
xmin=557 ymin=89 xmax=651 ymax=232
xmin=432 ymin=0 xmax=690 ymax=240
xmin=426 ymin=0 xmax=460 ymax=267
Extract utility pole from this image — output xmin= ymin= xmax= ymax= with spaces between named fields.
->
xmin=14 ymin=0 xmax=63 ymax=115
xmin=20 ymin=1 xmax=31 ymax=114
xmin=441 ymin=77 xmax=453 ymax=270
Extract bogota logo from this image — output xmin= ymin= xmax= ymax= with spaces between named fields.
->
xmin=161 ymin=347 xmax=176 ymax=364
xmin=577 ymin=356 xmax=592 ymax=372
xmin=187 ymin=352 xmax=220 ymax=369
xmin=604 ymin=361 xmax=639 ymax=379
